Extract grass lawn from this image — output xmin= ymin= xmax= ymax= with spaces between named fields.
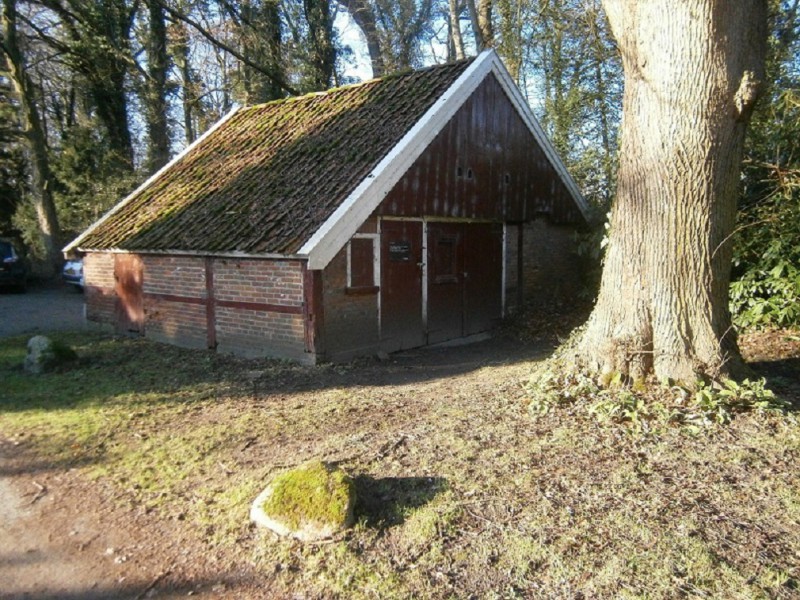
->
xmin=1 ymin=328 xmax=799 ymax=599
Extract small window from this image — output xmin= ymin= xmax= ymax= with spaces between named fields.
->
xmin=347 ymin=237 xmax=378 ymax=293
xmin=466 ymin=168 xmax=474 ymax=180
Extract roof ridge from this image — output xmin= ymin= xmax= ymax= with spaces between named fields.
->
xmin=243 ymin=56 xmax=477 ymax=111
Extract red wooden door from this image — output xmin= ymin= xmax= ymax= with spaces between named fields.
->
xmin=380 ymin=221 xmax=424 ymax=351
xmin=463 ymin=223 xmax=503 ymax=335
xmin=426 ymin=222 xmax=465 ymax=344
xmin=114 ymin=254 xmax=144 ymax=335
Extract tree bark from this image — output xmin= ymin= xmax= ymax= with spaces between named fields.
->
xmin=145 ymin=0 xmax=170 ymax=172
xmin=171 ymin=19 xmax=197 ymax=144
xmin=336 ymin=0 xmax=384 ymax=77
xmin=2 ymin=0 xmax=62 ymax=275
xmin=496 ymin=0 xmax=521 ymax=80
xmin=448 ymin=0 xmax=465 ymax=60
xmin=304 ymin=0 xmax=335 ymax=89
xmin=575 ymin=0 xmax=767 ymax=385
xmin=467 ymin=0 xmax=493 ymax=50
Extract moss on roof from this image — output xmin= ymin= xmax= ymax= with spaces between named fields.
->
xmin=78 ymin=59 xmax=475 ymax=255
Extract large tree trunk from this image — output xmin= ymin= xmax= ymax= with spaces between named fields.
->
xmin=575 ymin=0 xmax=767 ymax=385
xmin=172 ymin=19 xmax=197 ymax=144
xmin=2 ymin=0 xmax=62 ymax=275
xmin=304 ymin=0 xmax=335 ymax=90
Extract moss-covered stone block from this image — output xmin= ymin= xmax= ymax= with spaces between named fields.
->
xmin=250 ymin=461 xmax=355 ymax=542
xmin=24 ymin=336 xmax=78 ymax=374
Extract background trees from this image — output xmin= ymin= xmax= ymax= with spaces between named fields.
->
xmin=730 ymin=0 xmax=800 ymax=330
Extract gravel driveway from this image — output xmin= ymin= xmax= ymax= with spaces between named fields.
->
xmin=0 ymin=281 xmax=86 ymax=338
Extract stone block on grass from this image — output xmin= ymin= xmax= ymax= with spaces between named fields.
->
xmin=24 ymin=335 xmax=77 ymax=374
xmin=250 ymin=461 xmax=355 ymax=542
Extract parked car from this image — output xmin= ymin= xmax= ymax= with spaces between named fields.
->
xmin=0 ymin=238 xmax=28 ymax=292
xmin=62 ymin=257 xmax=84 ymax=291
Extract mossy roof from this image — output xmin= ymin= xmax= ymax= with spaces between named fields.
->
xmin=76 ymin=59 xmax=474 ymax=255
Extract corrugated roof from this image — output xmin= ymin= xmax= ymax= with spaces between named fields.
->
xmin=76 ymin=59 xmax=474 ymax=255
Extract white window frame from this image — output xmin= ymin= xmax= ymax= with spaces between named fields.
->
xmin=346 ymin=233 xmax=380 ymax=288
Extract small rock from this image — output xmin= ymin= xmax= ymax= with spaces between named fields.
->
xmin=376 ymin=350 xmax=390 ymax=362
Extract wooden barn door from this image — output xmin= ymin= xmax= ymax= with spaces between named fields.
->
xmin=463 ymin=223 xmax=503 ymax=335
xmin=427 ymin=222 xmax=503 ymax=343
xmin=380 ymin=221 xmax=424 ymax=350
xmin=114 ymin=254 xmax=144 ymax=335
xmin=426 ymin=223 xmax=465 ymax=344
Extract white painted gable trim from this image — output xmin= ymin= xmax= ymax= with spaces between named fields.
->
xmin=63 ymin=107 xmax=242 ymax=255
xmin=300 ymin=51 xmax=497 ymax=270
xmin=301 ymin=49 xmax=589 ymax=270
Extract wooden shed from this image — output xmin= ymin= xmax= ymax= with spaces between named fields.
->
xmin=65 ymin=50 xmax=590 ymax=363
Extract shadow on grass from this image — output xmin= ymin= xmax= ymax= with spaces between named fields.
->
xmin=0 ymin=454 xmax=102 ymax=478
xmin=353 ymin=475 xmax=447 ymax=529
xmin=0 ymin=328 xmax=552 ymax=414
xmin=750 ymin=357 xmax=800 ymax=409
xmin=0 ymin=571 xmax=260 ymax=600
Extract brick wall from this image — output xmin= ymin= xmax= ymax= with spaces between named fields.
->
xmin=84 ymin=252 xmax=116 ymax=326
xmin=139 ymin=255 xmax=207 ymax=349
xmin=214 ymin=258 xmax=302 ymax=307
xmin=212 ymin=258 xmax=307 ymax=361
xmin=521 ymin=219 xmax=582 ymax=306
xmin=142 ymin=255 xmax=206 ymax=297
xmin=321 ymin=244 xmax=380 ymax=361
xmin=83 ymin=251 xmax=310 ymax=361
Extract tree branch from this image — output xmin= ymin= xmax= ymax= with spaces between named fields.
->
xmin=155 ymin=0 xmax=299 ymax=96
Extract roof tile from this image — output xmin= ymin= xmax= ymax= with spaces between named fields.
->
xmin=79 ymin=59 xmax=474 ymax=255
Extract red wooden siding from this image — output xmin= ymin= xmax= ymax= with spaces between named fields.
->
xmin=376 ymin=75 xmax=580 ymax=224
xmin=426 ymin=222 xmax=503 ymax=344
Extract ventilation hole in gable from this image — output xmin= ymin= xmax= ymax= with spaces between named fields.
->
xmin=467 ymin=168 xmax=474 ymax=180
xmin=504 ymin=173 xmax=511 ymax=185
xmin=456 ymin=166 xmax=464 ymax=178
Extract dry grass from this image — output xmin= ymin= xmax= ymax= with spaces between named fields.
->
xmin=1 ymin=325 xmax=799 ymax=598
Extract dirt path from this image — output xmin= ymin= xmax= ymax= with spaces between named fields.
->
xmin=0 ymin=440 xmax=180 ymax=600
xmin=0 ymin=472 xmax=127 ymax=599
xmin=0 ymin=440 xmax=263 ymax=599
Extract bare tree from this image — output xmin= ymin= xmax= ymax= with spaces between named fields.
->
xmin=448 ymin=0 xmax=465 ymax=60
xmin=466 ymin=0 xmax=492 ymax=49
xmin=144 ymin=0 xmax=170 ymax=172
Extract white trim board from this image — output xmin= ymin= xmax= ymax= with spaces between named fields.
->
xmin=301 ymin=49 xmax=589 ymax=270
xmin=64 ymin=107 xmax=242 ymax=255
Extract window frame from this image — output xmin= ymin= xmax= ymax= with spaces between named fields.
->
xmin=346 ymin=233 xmax=380 ymax=294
